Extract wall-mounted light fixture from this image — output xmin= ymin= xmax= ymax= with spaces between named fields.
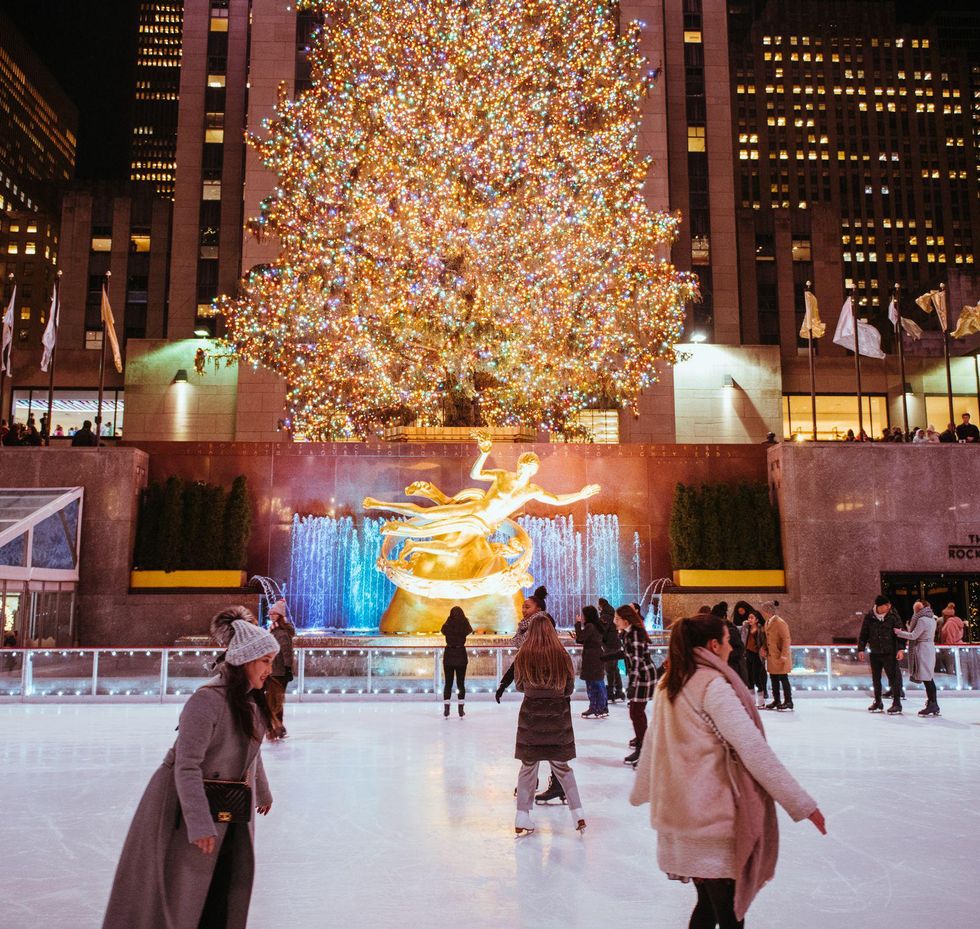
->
xmin=690 ymin=330 xmax=708 ymax=343
xmin=903 ymin=382 xmax=914 ymax=395
xmin=173 ymin=369 xmax=188 ymax=383
xmin=193 ymin=327 xmax=210 ymax=338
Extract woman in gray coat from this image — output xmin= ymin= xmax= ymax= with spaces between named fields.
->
xmin=895 ymin=601 xmax=940 ymax=717
xmin=103 ymin=608 xmax=279 ymax=929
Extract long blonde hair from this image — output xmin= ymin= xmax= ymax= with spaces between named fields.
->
xmin=514 ymin=616 xmax=573 ymax=690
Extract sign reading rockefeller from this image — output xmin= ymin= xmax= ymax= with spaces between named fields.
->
xmin=948 ymin=535 xmax=980 ymax=560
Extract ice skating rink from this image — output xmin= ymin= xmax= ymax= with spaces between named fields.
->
xmin=1 ymin=698 xmax=978 ymax=929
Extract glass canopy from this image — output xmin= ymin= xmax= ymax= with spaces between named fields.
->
xmin=0 ymin=488 xmax=83 ymax=582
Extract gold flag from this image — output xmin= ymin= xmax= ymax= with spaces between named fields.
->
xmin=916 ymin=288 xmax=948 ymax=331
xmin=952 ymin=304 xmax=980 ymax=340
xmin=101 ymin=285 xmax=123 ymax=373
xmin=799 ymin=290 xmax=826 ymax=339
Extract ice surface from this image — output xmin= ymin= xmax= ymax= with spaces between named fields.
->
xmin=1 ymin=698 xmax=978 ymax=929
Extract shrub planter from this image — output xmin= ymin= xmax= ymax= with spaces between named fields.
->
xmin=672 ymin=569 xmax=786 ymax=590
xmin=130 ymin=570 xmax=247 ymax=590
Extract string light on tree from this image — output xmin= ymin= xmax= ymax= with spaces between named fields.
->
xmin=219 ymin=0 xmax=698 ymax=439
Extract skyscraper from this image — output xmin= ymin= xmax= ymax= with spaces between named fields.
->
xmin=130 ymin=1 xmax=183 ymax=200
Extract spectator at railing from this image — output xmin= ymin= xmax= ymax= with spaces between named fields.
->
xmin=912 ymin=428 xmax=929 ymax=444
xmin=939 ymin=422 xmax=958 ymax=443
xmin=956 ymin=412 xmax=979 ymax=443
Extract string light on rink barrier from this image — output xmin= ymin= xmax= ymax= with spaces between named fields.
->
xmin=217 ymin=0 xmax=699 ymax=440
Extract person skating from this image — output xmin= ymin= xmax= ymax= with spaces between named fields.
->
xmin=713 ymin=601 xmax=748 ymax=685
xmin=742 ymin=607 xmax=769 ymax=708
xmin=441 ymin=605 xmax=473 ymax=717
xmin=761 ymin=600 xmax=793 ymax=710
xmin=513 ymin=615 xmax=586 ymax=835
xmin=265 ymin=600 xmax=295 ymax=739
xmin=103 ymin=608 xmax=278 ymax=929
xmin=630 ymin=614 xmax=825 ymax=927
xmin=894 ymin=601 xmax=941 ymax=717
xmin=611 ymin=604 xmax=657 ymax=767
xmin=574 ymin=605 xmax=608 ymax=719
xmin=598 ymin=597 xmax=626 ymax=702
xmin=857 ymin=595 xmax=905 ymax=715
xmin=495 ymin=594 xmax=547 ymax=701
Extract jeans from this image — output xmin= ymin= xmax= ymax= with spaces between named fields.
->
xmin=689 ymin=878 xmax=743 ymax=929
xmin=516 ymin=761 xmax=581 ymax=812
xmin=443 ymin=661 xmax=467 ymax=701
xmin=770 ymin=673 xmax=792 ymax=705
xmin=585 ymin=679 xmax=608 ymax=714
xmin=629 ymin=700 xmax=648 ymax=745
xmin=745 ymin=651 xmax=768 ymax=696
xmin=868 ymin=653 xmax=902 ymax=707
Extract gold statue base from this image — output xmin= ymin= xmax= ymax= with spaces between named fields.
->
xmin=379 ymin=588 xmax=522 ymax=635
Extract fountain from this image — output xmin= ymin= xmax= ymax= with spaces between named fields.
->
xmin=287 ymin=512 xmax=630 ymax=632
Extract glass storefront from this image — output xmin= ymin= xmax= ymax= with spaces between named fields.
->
xmin=923 ymin=396 xmax=980 ymax=434
xmin=881 ymin=573 xmax=978 ymax=642
xmin=11 ymin=388 xmax=124 ymax=438
xmin=782 ymin=394 xmax=888 ymax=441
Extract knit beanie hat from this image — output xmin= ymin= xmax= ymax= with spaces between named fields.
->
xmin=224 ymin=619 xmax=280 ymax=666
xmin=269 ymin=598 xmax=287 ymax=619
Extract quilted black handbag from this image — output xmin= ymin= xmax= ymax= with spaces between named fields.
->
xmin=203 ymin=778 xmax=253 ymax=824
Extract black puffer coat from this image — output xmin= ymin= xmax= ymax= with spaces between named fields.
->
xmin=574 ymin=621 xmax=605 ymax=681
xmin=514 ymin=674 xmax=576 ymax=763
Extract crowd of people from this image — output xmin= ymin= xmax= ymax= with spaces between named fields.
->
xmin=834 ymin=411 xmax=980 ymax=443
xmin=0 ymin=416 xmax=119 ymax=446
xmin=102 ymin=586 xmax=971 ymax=929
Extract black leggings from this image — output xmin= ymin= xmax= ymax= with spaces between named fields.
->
xmin=689 ymin=878 xmax=743 ymax=929
xmin=745 ymin=651 xmax=768 ymax=695
xmin=444 ymin=662 xmax=467 ymax=701
xmin=198 ymin=825 xmax=239 ymax=928
xmin=629 ymin=700 xmax=648 ymax=744
xmin=924 ymin=679 xmax=938 ymax=704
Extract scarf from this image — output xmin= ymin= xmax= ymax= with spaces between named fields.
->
xmin=693 ymin=646 xmax=779 ymax=920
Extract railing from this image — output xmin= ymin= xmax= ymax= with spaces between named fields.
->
xmin=0 ymin=645 xmax=978 ymax=702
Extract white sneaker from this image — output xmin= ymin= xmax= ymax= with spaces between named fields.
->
xmin=570 ymin=808 xmax=587 ymax=832
xmin=515 ymin=810 xmax=534 ymax=835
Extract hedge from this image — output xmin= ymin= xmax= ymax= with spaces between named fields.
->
xmin=133 ymin=475 xmax=250 ymax=572
xmin=668 ymin=481 xmax=782 ymax=570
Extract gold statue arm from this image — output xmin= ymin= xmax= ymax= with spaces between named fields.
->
xmin=532 ymin=484 xmax=601 ymax=507
xmin=469 ymin=431 xmax=498 ymax=482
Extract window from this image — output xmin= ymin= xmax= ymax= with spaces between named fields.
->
xmin=85 ymin=330 xmax=103 ymax=351
xmin=207 ymin=74 xmax=226 ymax=88
xmin=6 ymin=244 xmax=16 ymax=255
xmin=24 ymin=242 xmax=36 ymax=255
xmin=130 ymin=235 xmax=151 ymax=253
xmin=205 ymin=128 xmax=225 ymax=143
xmin=782 ymin=395 xmax=888 ymax=441
xmin=684 ymin=30 xmax=702 ymax=43
xmin=552 ymin=410 xmax=620 ymax=444
xmin=791 ymin=239 xmax=812 ymax=261
xmin=19 ymin=306 xmax=30 ymax=321
xmin=202 ymin=181 xmax=222 ymax=200
xmin=90 ymin=236 xmax=112 ymax=252
xmin=687 ymin=126 xmax=706 ymax=152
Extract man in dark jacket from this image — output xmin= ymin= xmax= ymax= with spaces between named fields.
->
xmin=858 ymin=595 xmax=906 ymax=714
xmin=71 ymin=420 xmax=99 ymax=447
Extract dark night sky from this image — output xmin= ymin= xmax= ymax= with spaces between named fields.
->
xmin=0 ymin=0 xmax=976 ymax=183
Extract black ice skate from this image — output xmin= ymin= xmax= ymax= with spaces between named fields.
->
xmin=535 ymin=774 xmax=567 ymax=805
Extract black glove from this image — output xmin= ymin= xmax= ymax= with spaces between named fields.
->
xmin=495 ymin=684 xmax=505 ymax=704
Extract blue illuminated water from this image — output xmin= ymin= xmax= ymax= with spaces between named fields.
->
xmin=287 ymin=513 xmax=631 ymax=630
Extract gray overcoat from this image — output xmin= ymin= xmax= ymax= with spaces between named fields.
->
xmin=895 ymin=607 xmax=937 ymax=683
xmin=103 ymin=669 xmax=272 ymax=929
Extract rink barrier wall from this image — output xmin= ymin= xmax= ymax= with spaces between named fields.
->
xmin=0 ymin=646 xmax=978 ymax=702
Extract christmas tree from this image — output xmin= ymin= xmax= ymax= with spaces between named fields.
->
xmin=220 ymin=0 xmax=698 ymax=439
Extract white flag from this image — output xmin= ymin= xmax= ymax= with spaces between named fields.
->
xmin=101 ymin=284 xmax=123 ymax=374
xmin=1 ymin=285 xmax=15 ymax=374
xmin=799 ymin=290 xmax=826 ymax=339
xmin=887 ymin=297 xmax=899 ymax=329
xmin=833 ymin=297 xmax=886 ymax=359
xmin=40 ymin=285 xmax=59 ymax=373
xmin=889 ymin=296 xmax=923 ymax=340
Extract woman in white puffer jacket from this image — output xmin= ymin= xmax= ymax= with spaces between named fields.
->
xmin=631 ymin=614 xmax=826 ymax=927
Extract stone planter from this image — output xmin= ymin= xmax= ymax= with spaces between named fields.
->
xmin=382 ymin=425 xmax=535 ymax=443
xmin=672 ymin=569 xmax=786 ymax=589
xmin=130 ymin=570 xmax=247 ymax=589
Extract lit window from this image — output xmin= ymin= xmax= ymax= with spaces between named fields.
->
xmin=25 ymin=242 xmax=36 ymax=255
xmin=91 ymin=236 xmax=112 ymax=252
xmin=687 ymin=126 xmax=706 ymax=152
xmin=209 ymin=16 xmax=228 ymax=32
xmin=202 ymin=181 xmax=222 ymax=200
xmin=19 ymin=306 xmax=30 ymax=320
xmin=130 ymin=235 xmax=151 ymax=253
xmin=684 ymin=30 xmax=702 ymax=43
xmin=26 ymin=224 xmax=37 ymax=233
xmin=205 ymin=129 xmax=225 ymax=143
xmin=85 ymin=330 xmax=103 ymax=351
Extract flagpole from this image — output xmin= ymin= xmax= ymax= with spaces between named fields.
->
xmin=95 ymin=271 xmax=110 ymax=448
xmin=0 ymin=272 xmax=13 ymax=431
xmin=894 ymin=284 xmax=909 ymax=439
xmin=851 ymin=287 xmax=864 ymax=438
xmin=44 ymin=271 xmax=62 ymax=447
xmin=806 ymin=281 xmax=817 ymax=441
xmin=940 ymin=282 xmax=955 ymax=428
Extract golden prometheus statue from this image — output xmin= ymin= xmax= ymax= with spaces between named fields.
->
xmin=363 ymin=433 xmax=601 ymax=634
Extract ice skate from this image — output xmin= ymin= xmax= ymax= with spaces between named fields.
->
xmin=623 ymin=746 xmax=641 ymax=767
xmin=534 ymin=773 xmax=567 ymax=805
xmin=458 ymin=701 xmax=465 ymax=718
xmin=443 ymin=702 xmax=450 ymax=718
xmin=867 ymin=701 xmax=884 ymax=713
xmin=571 ymin=808 xmax=587 ymax=832
xmin=918 ymin=703 xmax=940 ymax=717
xmin=887 ymin=704 xmax=903 ymax=715
xmin=581 ymin=708 xmax=597 ymax=719
xmin=515 ymin=811 xmax=535 ymax=836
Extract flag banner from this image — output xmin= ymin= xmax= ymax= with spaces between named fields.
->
xmin=799 ymin=290 xmax=826 ymax=339
xmin=916 ymin=288 xmax=949 ymax=331
xmin=1 ymin=284 xmax=15 ymax=374
xmin=901 ymin=317 xmax=924 ymax=340
xmin=40 ymin=286 xmax=59 ymax=373
xmin=951 ymin=303 xmax=980 ymax=340
xmin=101 ymin=285 xmax=123 ymax=373
xmin=832 ymin=297 xmax=886 ymax=359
